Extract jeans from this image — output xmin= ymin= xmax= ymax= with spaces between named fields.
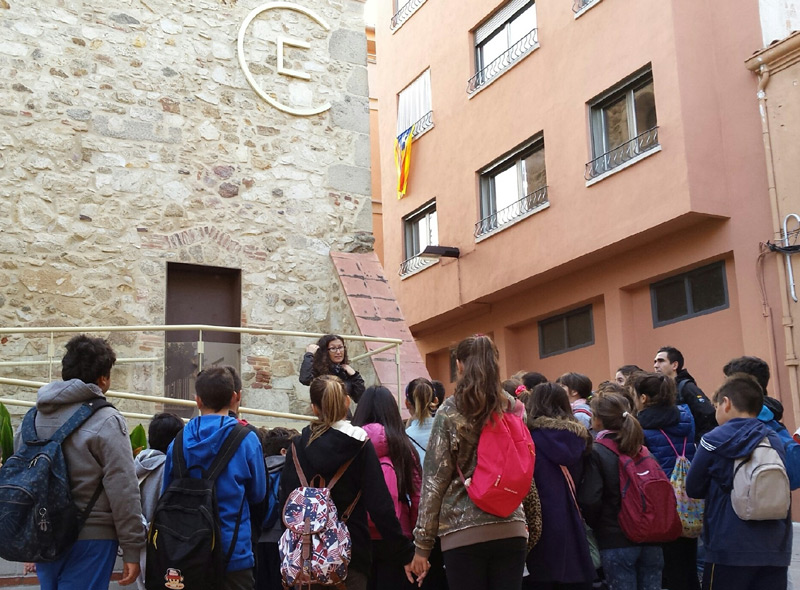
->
xmin=443 ymin=537 xmax=527 ymax=590
xmin=600 ymin=546 xmax=663 ymax=590
xmin=37 ymin=539 xmax=119 ymax=590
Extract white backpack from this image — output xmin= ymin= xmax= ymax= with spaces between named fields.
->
xmin=731 ymin=437 xmax=790 ymax=521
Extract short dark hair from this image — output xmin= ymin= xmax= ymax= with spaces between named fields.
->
xmin=223 ymin=365 xmax=242 ymax=392
xmin=556 ymin=372 xmax=593 ymax=399
xmin=714 ymin=373 xmax=764 ymax=416
xmin=257 ymin=427 xmax=298 ymax=456
xmin=723 ymin=356 xmax=769 ymax=394
xmin=522 ymin=372 xmax=547 ymax=391
xmin=658 ymin=346 xmax=684 ymax=371
xmin=148 ymin=413 xmax=184 ymax=453
xmin=61 ymin=334 xmax=116 ymax=384
xmin=195 ymin=366 xmax=236 ymax=411
xmin=525 ymin=382 xmax=574 ymax=422
xmin=616 ymin=365 xmax=643 ymax=378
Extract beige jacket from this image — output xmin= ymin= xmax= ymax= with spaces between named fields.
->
xmin=413 ymin=393 xmax=527 ymax=556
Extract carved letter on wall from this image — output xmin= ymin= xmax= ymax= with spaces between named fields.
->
xmin=237 ymin=2 xmax=331 ymax=117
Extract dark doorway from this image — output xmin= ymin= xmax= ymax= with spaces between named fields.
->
xmin=164 ymin=263 xmax=242 ymax=418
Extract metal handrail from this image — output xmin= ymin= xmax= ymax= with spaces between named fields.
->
xmin=467 ymin=28 xmax=538 ymax=94
xmin=391 ymin=0 xmax=426 ymax=29
xmin=0 ymin=324 xmax=405 ymax=419
xmin=399 ymin=255 xmax=437 ymax=277
xmin=474 ymin=185 xmax=548 ymax=237
xmin=584 ymin=126 xmax=659 ymax=180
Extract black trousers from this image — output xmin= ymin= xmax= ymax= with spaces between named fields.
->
xmin=702 ymin=563 xmax=787 ymax=590
xmin=662 ymin=536 xmax=700 ymax=590
xmin=442 ymin=537 xmax=527 ymax=590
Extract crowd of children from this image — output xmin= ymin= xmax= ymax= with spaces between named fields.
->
xmin=66 ymin=333 xmax=796 ymax=590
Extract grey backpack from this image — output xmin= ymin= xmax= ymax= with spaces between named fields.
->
xmin=731 ymin=437 xmax=790 ymax=520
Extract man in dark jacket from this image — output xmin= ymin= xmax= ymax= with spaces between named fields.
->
xmin=686 ymin=374 xmax=791 ymax=590
xmin=654 ymin=346 xmax=717 ymax=442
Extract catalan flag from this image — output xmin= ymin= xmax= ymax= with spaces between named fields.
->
xmin=394 ymin=124 xmax=415 ymax=198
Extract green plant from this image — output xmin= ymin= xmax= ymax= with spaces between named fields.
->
xmin=0 ymin=403 xmax=13 ymax=464
xmin=130 ymin=423 xmax=147 ymax=457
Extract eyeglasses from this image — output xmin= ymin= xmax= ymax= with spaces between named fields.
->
xmin=328 ymin=346 xmax=345 ymax=352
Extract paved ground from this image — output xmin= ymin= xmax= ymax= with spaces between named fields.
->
xmin=3 ymin=524 xmax=800 ymax=589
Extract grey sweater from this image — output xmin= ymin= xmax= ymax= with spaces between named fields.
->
xmin=16 ymin=379 xmax=146 ymax=562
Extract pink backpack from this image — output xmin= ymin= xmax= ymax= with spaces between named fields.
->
xmin=459 ymin=399 xmax=535 ymax=518
xmin=596 ymin=438 xmax=682 ymax=543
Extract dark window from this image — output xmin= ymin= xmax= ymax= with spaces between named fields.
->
xmin=539 ymin=306 xmax=594 ymax=358
xmin=651 ymin=262 xmax=728 ymax=326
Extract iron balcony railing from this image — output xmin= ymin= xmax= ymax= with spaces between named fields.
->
xmin=391 ymin=0 xmax=426 ymax=29
xmin=396 ymin=110 xmax=434 ymax=144
xmin=573 ymin=0 xmax=599 ymax=12
xmin=467 ymin=28 xmax=538 ymax=94
xmin=584 ymin=126 xmax=659 ymax=180
xmin=475 ymin=185 xmax=548 ymax=237
xmin=399 ymin=254 xmax=437 ymax=277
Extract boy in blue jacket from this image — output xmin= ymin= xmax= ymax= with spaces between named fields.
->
xmin=686 ymin=373 xmax=791 ymax=590
xmin=163 ymin=367 xmax=266 ymax=590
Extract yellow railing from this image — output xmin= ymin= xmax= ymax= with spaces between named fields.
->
xmin=0 ymin=325 xmax=403 ymax=425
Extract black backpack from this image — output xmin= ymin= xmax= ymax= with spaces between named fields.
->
xmin=677 ymin=380 xmax=717 ymax=441
xmin=0 ymin=399 xmax=112 ymax=562
xmin=145 ymin=424 xmax=250 ymax=590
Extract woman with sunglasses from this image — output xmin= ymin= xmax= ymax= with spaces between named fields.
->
xmin=299 ymin=334 xmax=366 ymax=402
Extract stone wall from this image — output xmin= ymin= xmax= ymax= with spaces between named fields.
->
xmin=0 ymin=0 xmax=374 ymax=422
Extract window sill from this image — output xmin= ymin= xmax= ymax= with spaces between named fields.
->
xmin=413 ymin=122 xmax=434 ymax=142
xmin=391 ymin=0 xmax=427 ymax=33
xmin=399 ymin=257 xmax=439 ymax=280
xmin=585 ymin=145 xmax=661 ymax=187
xmin=468 ymin=44 xmax=539 ymax=100
xmin=574 ymin=0 xmax=603 ymax=19
xmin=475 ymin=201 xmax=550 ymax=243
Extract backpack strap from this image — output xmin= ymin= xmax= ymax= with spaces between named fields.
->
xmin=407 ymin=435 xmax=426 ymax=453
xmin=172 ymin=427 xmax=188 ymax=480
xmin=206 ymin=424 xmax=251 ymax=482
xmin=659 ymin=430 xmax=686 ymax=459
xmin=23 ymin=399 xmax=114 ymax=446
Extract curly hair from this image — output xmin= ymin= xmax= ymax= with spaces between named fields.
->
xmin=311 ymin=334 xmax=350 ymax=377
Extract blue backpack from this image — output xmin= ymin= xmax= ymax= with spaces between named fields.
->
xmin=0 ymin=399 xmax=112 ymax=562
xmin=262 ymin=456 xmax=284 ymax=531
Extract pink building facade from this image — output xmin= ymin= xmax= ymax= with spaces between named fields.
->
xmin=371 ymin=0 xmax=794 ymax=420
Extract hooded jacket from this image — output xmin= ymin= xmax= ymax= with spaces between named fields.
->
xmin=638 ymin=404 xmax=696 ymax=478
xmin=526 ymin=416 xmax=595 ymax=585
xmin=162 ymin=414 xmax=266 ymax=572
xmin=363 ymin=422 xmax=421 ymax=539
xmin=19 ymin=379 xmax=146 ymax=562
xmin=279 ymin=422 xmax=414 ymax=575
xmin=134 ymin=448 xmax=167 ymax=525
xmin=686 ymin=418 xmax=791 ymax=567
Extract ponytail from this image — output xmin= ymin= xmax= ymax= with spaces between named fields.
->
xmin=591 ymin=392 xmax=644 ymax=456
xmin=634 ymin=373 xmax=676 ymax=408
xmin=405 ymin=378 xmax=435 ymax=426
xmin=308 ymin=375 xmax=349 ymax=444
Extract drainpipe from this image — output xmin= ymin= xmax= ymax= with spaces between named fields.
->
xmin=751 ymin=63 xmax=800 ymax=417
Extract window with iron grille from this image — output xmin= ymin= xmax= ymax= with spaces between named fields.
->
xmin=477 ymin=136 xmax=547 ymax=237
xmin=397 ymin=69 xmax=433 ymax=139
xmin=586 ymin=67 xmax=658 ymax=179
xmin=399 ymin=201 xmax=439 ymax=276
xmin=469 ymin=0 xmax=538 ymax=93
xmin=539 ymin=306 xmax=594 ymax=358
xmin=651 ymin=262 xmax=728 ymax=327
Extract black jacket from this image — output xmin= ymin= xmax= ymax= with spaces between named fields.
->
xmin=279 ymin=424 xmax=414 ymax=575
xmin=675 ymin=369 xmax=717 ymax=443
xmin=298 ymin=352 xmax=366 ymax=403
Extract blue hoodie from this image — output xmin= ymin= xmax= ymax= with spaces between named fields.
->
xmin=757 ymin=404 xmax=800 ymax=490
xmin=686 ymin=418 xmax=791 ymax=568
xmin=163 ymin=414 xmax=266 ymax=572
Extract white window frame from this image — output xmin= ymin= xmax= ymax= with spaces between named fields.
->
xmin=403 ymin=201 xmax=438 ymax=260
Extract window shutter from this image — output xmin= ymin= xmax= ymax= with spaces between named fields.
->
xmin=475 ymin=0 xmax=532 ymax=45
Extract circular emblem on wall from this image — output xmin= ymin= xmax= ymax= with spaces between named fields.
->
xmin=237 ymin=2 xmax=332 ymax=117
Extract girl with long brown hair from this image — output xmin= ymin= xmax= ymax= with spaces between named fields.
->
xmin=409 ymin=334 xmax=527 ymax=590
